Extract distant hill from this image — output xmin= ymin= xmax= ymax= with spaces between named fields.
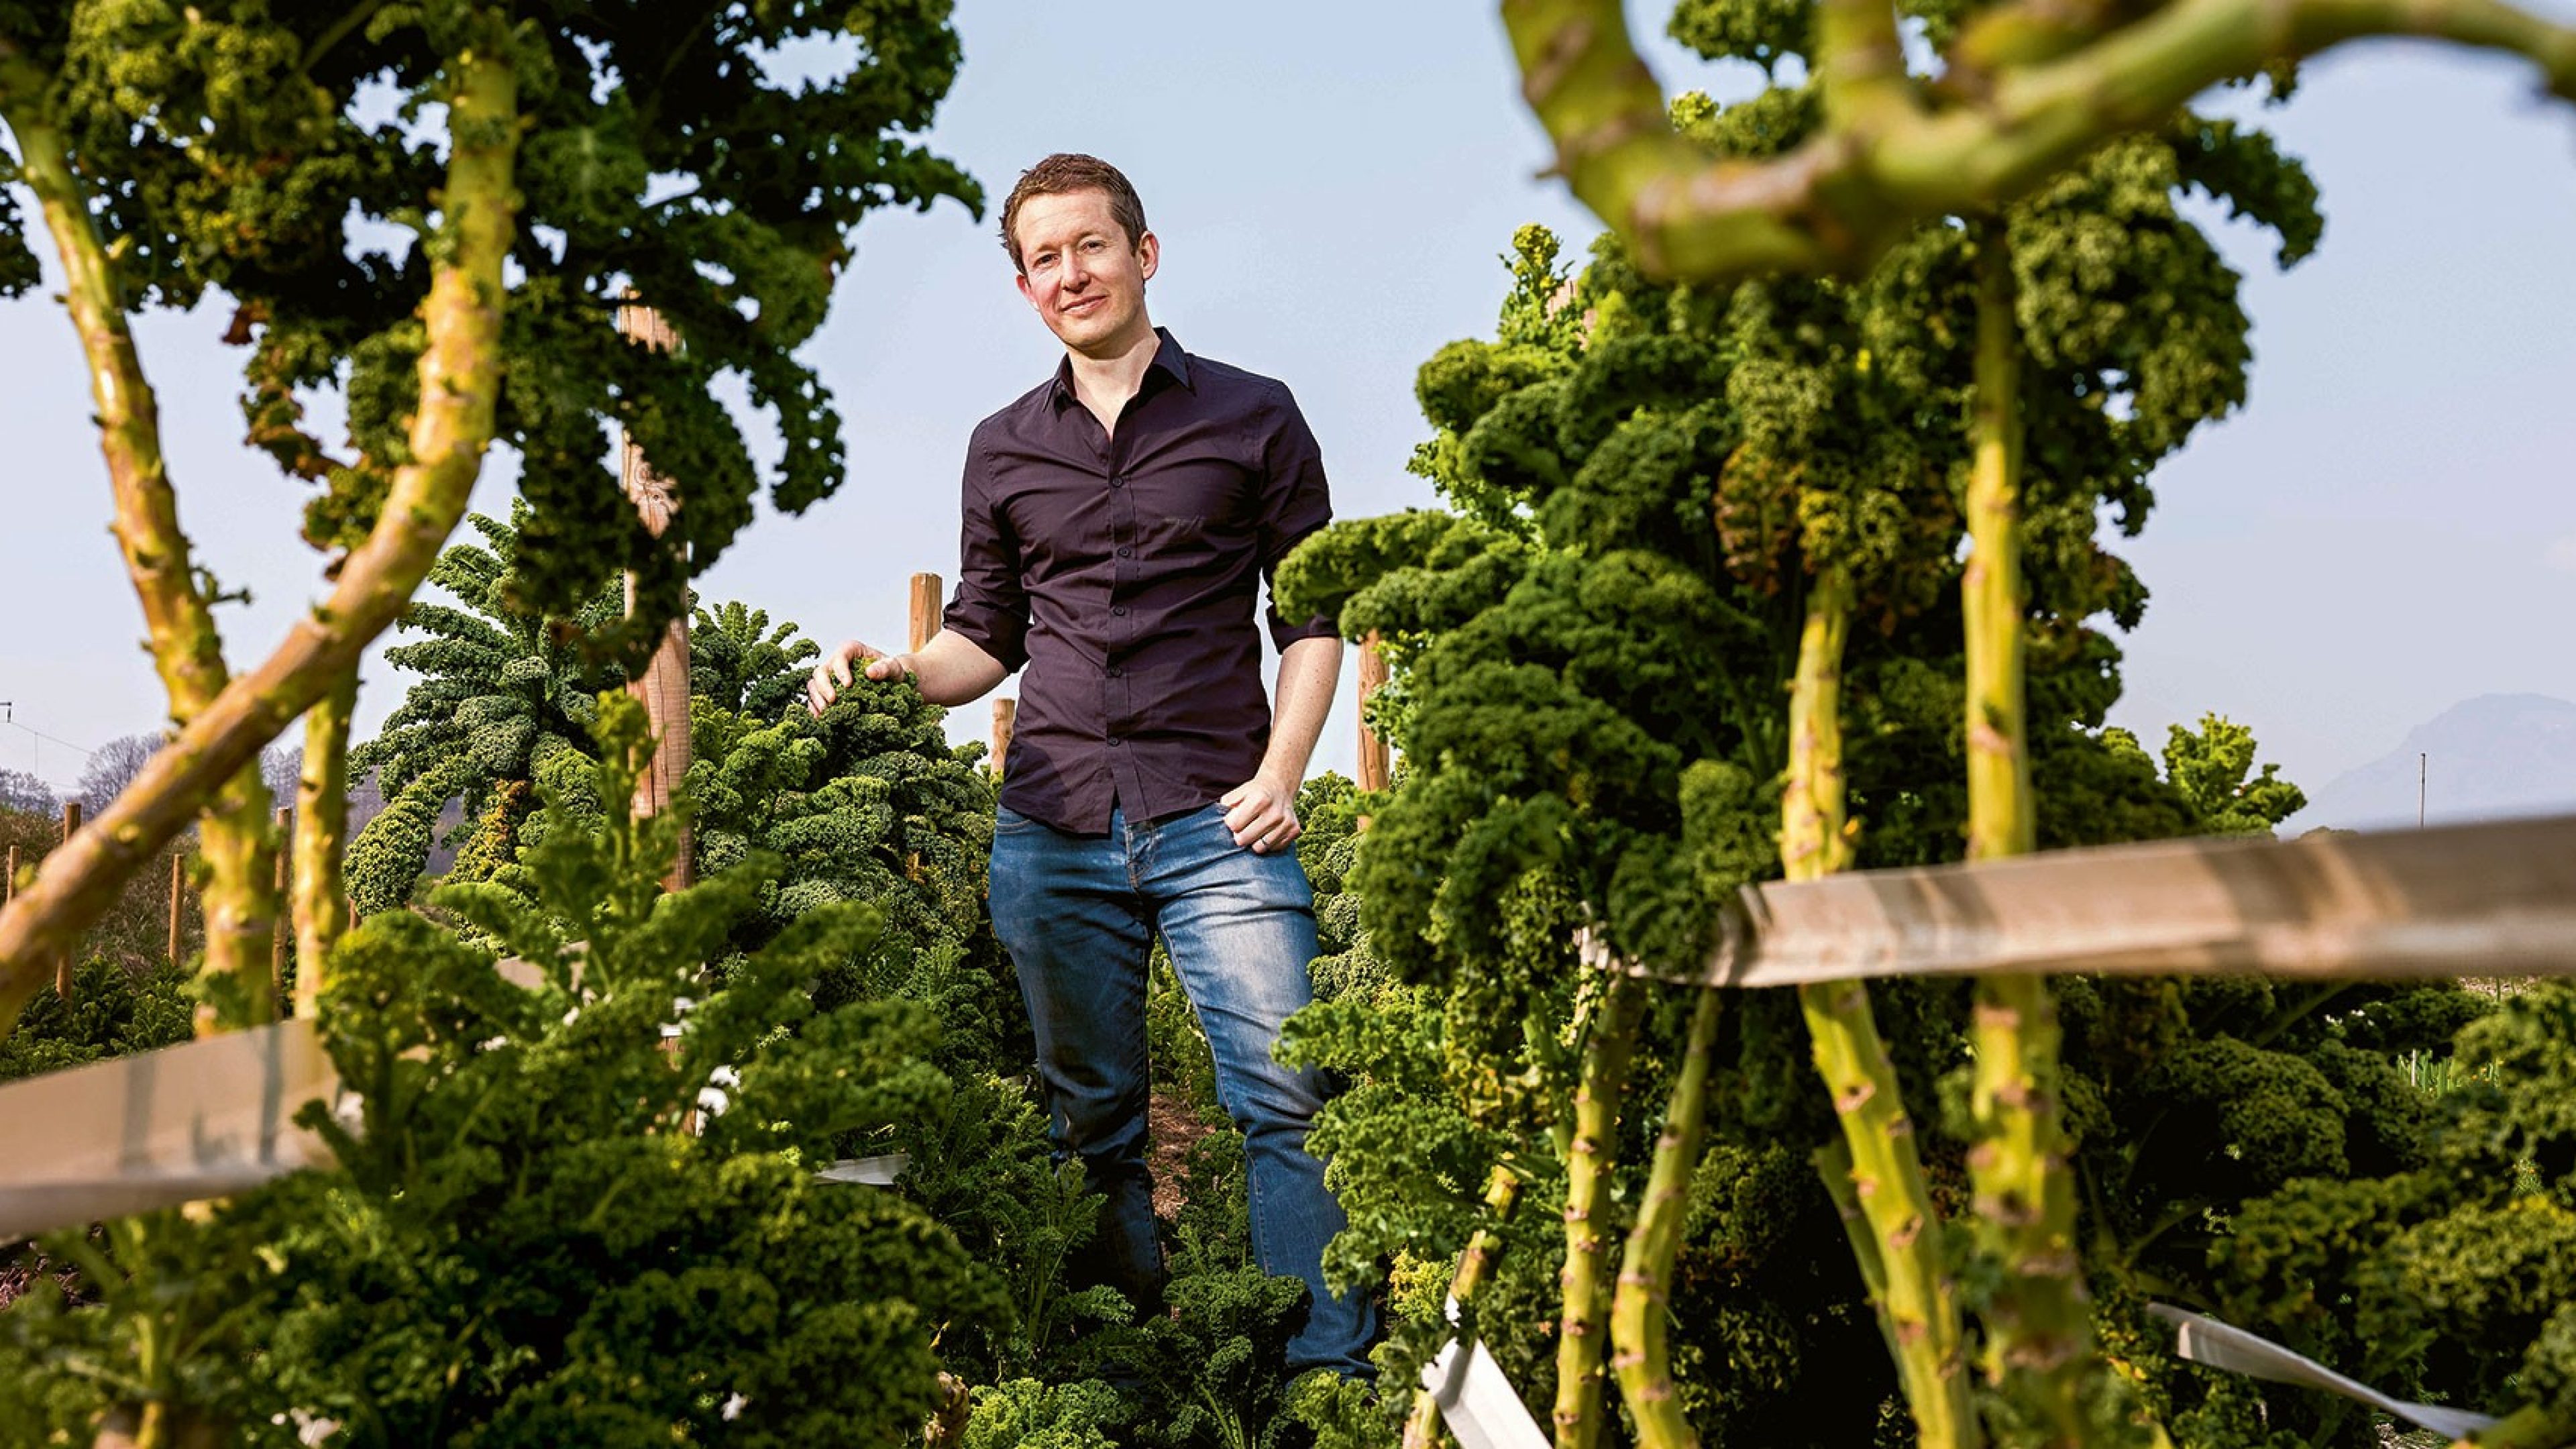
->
xmin=2288 ymin=694 xmax=2576 ymax=832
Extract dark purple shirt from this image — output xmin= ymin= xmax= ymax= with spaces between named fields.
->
xmin=942 ymin=329 xmax=1336 ymax=834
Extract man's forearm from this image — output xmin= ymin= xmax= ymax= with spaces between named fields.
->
xmin=905 ymin=630 xmax=1010 ymax=707
xmin=1257 ymin=636 xmax=1344 ymax=786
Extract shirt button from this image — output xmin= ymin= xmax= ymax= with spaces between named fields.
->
xmin=1108 ymin=476 xmax=1126 ymax=488
xmin=1107 ymin=666 xmax=1124 ymax=678
xmin=1112 ymin=605 xmax=1128 ymax=616
xmin=1108 ymin=737 xmax=1124 ymax=747
xmin=1116 ymin=546 xmax=1133 ymax=558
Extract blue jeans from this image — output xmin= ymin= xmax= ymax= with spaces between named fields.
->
xmin=988 ymin=801 xmax=1376 ymax=1378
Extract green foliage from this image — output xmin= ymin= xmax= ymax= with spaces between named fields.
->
xmin=334 ymin=545 xmax=1077 ymax=1424
xmin=354 ymin=512 xmax=623 ymax=800
xmin=1285 ymin=1370 xmax=1404 ymax=1449
xmin=692 ymin=600 xmax=820 ymax=718
xmin=898 ymin=1071 xmax=1133 ymax=1382
xmin=2145 ymin=712 xmax=2308 ymax=835
xmin=0 ymin=694 xmax=1003 ymax=1446
xmin=1278 ymin=773 xmax=1572 ymax=1416
xmin=963 ymin=1378 xmax=1125 ymax=1449
xmin=345 ymin=511 xmax=623 ymax=911
xmin=0 ymin=0 xmax=979 ymax=656
xmin=2194 ymin=983 xmax=2576 ymax=1447
xmin=1281 ymin=161 xmax=2304 ymax=981
xmin=347 ymin=518 xmax=1015 ymax=1076
xmin=1130 ymin=1129 xmax=1318 ymax=1449
xmin=0 ymin=142 xmax=38 ymax=298
xmin=342 ymin=754 xmax=468 ymax=916
xmin=1269 ymin=73 xmax=2344 ymax=1434
xmin=0 ymin=955 xmax=193 ymax=1083
xmin=2046 ymin=977 xmax=2488 ymax=1441
xmin=682 ymin=669 xmax=1016 ymax=1076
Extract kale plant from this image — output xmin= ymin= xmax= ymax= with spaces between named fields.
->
xmin=1 ymin=694 xmax=1002 ymax=1446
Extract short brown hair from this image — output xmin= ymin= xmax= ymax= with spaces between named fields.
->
xmin=1000 ymin=154 xmax=1148 ymax=274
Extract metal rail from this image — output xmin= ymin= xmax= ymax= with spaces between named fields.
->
xmin=1585 ymin=812 xmax=2576 ymax=988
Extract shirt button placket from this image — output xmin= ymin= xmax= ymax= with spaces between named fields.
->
xmin=1106 ymin=460 xmax=1135 ymax=812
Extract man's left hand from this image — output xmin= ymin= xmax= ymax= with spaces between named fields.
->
xmin=1220 ymin=773 xmax=1302 ymax=854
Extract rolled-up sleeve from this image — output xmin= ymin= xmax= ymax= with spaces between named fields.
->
xmin=941 ymin=437 xmax=1030 ymax=672
xmin=1258 ymin=386 xmax=1337 ymax=651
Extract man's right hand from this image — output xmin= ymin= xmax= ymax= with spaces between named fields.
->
xmin=806 ymin=640 xmax=916 ymax=717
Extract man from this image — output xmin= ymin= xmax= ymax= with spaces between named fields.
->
xmin=805 ymin=153 xmax=1373 ymax=1379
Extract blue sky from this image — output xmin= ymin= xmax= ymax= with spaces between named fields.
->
xmin=3 ymin=0 xmax=2573 ymax=808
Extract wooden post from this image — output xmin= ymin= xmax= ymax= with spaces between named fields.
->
xmin=617 ymin=301 xmax=694 ymax=893
xmin=5 ymin=843 xmax=14 ymax=904
xmin=909 ymin=572 xmax=944 ymax=655
xmin=1356 ymin=632 xmax=1391 ymax=835
xmin=271 ymin=806 xmax=292 ymax=1004
xmin=167 ymin=851 xmax=184 ymax=967
xmin=991 ymin=696 xmax=1016 ymax=780
xmin=616 ymin=303 xmax=698 ymax=1127
xmin=55 ymin=801 xmax=79 ymax=998
xmin=1356 ymin=631 xmax=1391 ymax=796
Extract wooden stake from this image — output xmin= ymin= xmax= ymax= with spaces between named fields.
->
xmin=55 ymin=802 xmax=79 ymax=998
xmin=616 ymin=302 xmax=699 ymax=1128
xmin=617 ymin=299 xmax=694 ymax=893
xmin=1356 ymin=631 xmax=1390 ymax=796
xmin=5 ymin=843 xmax=14 ymax=904
xmin=991 ymin=696 xmax=1016 ymax=780
xmin=167 ymin=852 xmax=184 ymax=966
xmin=909 ymin=572 xmax=944 ymax=655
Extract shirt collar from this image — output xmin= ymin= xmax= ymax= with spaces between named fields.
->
xmin=1049 ymin=327 xmax=1193 ymax=409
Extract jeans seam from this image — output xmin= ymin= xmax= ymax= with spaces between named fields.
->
xmin=1246 ymin=1153 xmax=1273 ymax=1277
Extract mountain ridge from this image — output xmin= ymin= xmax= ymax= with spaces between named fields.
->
xmin=2286 ymin=692 xmax=2576 ymax=833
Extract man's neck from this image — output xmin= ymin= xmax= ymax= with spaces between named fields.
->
xmin=1065 ymin=322 xmax=1161 ymax=437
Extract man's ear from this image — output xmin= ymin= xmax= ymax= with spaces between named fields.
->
xmin=1015 ymin=269 xmax=1038 ymax=310
xmin=1136 ymin=231 xmax=1159 ymax=284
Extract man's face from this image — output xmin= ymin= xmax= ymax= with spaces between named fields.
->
xmin=1013 ymin=189 xmax=1158 ymax=356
